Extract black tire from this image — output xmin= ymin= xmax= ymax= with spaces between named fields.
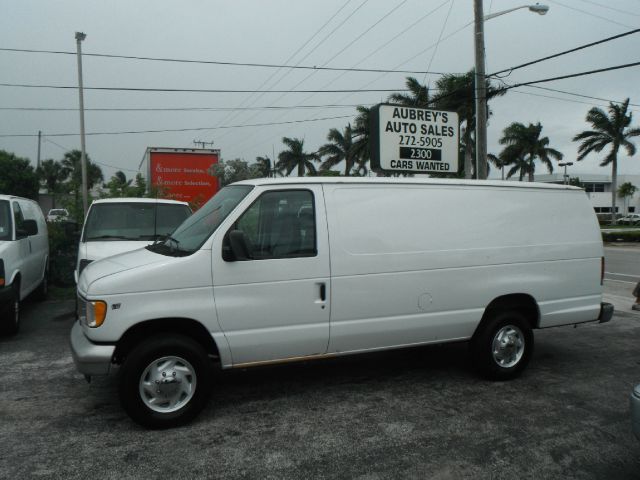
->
xmin=35 ymin=267 xmax=48 ymax=301
xmin=1 ymin=285 xmax=20 ymax=336
xmin=471 ymin=310 xmax=533 ymax=381
xmin=118 ymin=335 xmax=214 ymax=429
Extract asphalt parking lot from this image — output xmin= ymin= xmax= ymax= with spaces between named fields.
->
xmin=1 ymin=283 xmax=640 ymax=479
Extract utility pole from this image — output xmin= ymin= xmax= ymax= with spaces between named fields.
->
xmin=474 ymin=0 xmax=488 ymax=180
xmin=75 ymin=31 xmax=89 ymax=218
xmin=193 ymin=140 xmax=214 ymax=149
xmin=36 ymin=130 xmax=42 ymax=170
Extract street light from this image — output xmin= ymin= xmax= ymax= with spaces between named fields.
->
xmin=474 ymin=3 xmax=549 ymax=180
xmin=558 ymin=161 xmax=573 ymax=185
xmin=75 ymin=31 xmax=89 ymax=218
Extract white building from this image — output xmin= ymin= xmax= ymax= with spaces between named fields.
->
xmin=535 ymin=174 xmax=640 ymax=214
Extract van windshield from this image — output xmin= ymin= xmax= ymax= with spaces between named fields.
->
xmin=148 ymin=185 xmax=253 ymax=256
xmin=83 ymin=203 xmax=192 ymax=242
xmin=0 ymin=200 xmax=11 ymax=241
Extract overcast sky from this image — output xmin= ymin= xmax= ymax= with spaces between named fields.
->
xmin=1 ymin=0 xmax=639 ymax=182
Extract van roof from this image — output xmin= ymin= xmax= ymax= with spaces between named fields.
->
xmin=233 ymin=177 xmax=582 ymax=191
xmin=0 ymin=194 xmax=39 ymax=202
xmin=90 ymin=197 xmax=190 ymax=205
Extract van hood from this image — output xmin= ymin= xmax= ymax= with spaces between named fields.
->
xmin=78 ymin=247 xmax=212 ymax=296
xmin=83 ymin=240 xmax=153 ymax=262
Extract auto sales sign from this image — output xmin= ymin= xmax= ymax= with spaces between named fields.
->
xmin=370 ymin=104 xmax=459 ymax=174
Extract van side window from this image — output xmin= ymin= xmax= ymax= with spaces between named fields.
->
xmin=12 ymin=202 xmax=24 ymax=232
xmin=234 ymin=190 xmax=316 ymax=259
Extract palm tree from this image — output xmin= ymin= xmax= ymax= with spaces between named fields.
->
xmin=432 ymin=70 xmax=506 ymax=179
xmin=498 ymin=122 xmax=563 ymax=182
xmin=61 ymin=150 xmax=104 ymax=222
xmin=106 ymin=171 xmax=132 ymax=197
xmin=388 ymin=77 xmax=430 ymax=107
xmin=37 ymin=159 xmax=69 ymax=207
xmin=319 ymin=124 xmax=356 ymax=176
xmin=255 ymin=156 xmax=274 ymax=177
xmin=352 ymin=105 xmax=372 ymax=175
xmin=573 ymin=98 xmax=640 ymax=224
xmin=618 ymin=182 xmax=638 ymax=215
xmin=276 ymin=137 xmax=319 ymax=177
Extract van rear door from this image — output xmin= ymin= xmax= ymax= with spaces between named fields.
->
xmin=211 ymin=186 xmax=330 ymax=365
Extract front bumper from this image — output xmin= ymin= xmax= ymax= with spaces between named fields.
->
xmin=598 ymin=302 xmax=614 ymax=324
xmin=631 ymin=384 xmax=640 ymax=441
xmin=69 ymin=321 xmax=115 ymax=376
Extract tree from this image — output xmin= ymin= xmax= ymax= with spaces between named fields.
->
xmin=255 ymin=156 xmax=276 ymax=177
xmin=432 ymin=70 xmax=506 ymax=179
xmin=132 ymin=173 xmax=147 ymax=197
xmin=36 ymin=158 xmax=69 ymax=206
xmin=276 ymin=137 xmax=319 ymax=177
xmin=388 ymin=76 xmax=430 ymax=107
xmin=0 ymin=150 xmax=39 ymax=199
xmin=618 ymin=182 xmax=638 ymax=215
xmin=105 ymin=171 xmax=132 ymax=197
xmin=498 ymin=122 xmax=563 ymax=182
xmin=573 ymin=98 xmax=640 ymax=224
xmin=319 ymin=124 xmax=357 ymax=176
xmin=60 ymin=150 xmax=104 ymax=222
xmin=209 ymin=158 xmax=262 ymax=187
xmin=352 ymin=105 xmax=372 ymax=175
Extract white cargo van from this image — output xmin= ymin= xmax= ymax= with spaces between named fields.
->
xmin=0 ymin=195 xmax=49 ymax=334
xmin=74 ymin=198 xmax=191 ymax=282
xmin=70 ymin=178 xmax=613 ymax=428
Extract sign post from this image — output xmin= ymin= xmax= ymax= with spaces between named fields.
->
xmin=370 ymin=104 xmax=459 ymax=175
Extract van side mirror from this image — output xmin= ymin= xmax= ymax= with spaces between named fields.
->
xmin=225 ymin=230 xmax=252 ymax=261
xmin=17 ymin=219 xmax=38 ymax=238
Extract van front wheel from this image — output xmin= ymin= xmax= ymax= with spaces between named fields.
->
xmin=118 ymin=335 xmax=213 ymax=429
xmin=471 ymin=311 xmax=533 ymax=381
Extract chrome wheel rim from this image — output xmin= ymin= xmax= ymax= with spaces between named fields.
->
xmin=139 ymin=356 xmax=197 ymax=413
xmin=491 ymin=325 xmax=525 ymax=368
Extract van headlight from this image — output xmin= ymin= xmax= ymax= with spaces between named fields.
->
xmin=86 ymin=300 xmax=107 ymax=328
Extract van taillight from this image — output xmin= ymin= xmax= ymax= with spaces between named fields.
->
xmin=601 ymin=256 xmax=605 ymax=286
xmin=0 ymin=259 xmax=4 ymax=286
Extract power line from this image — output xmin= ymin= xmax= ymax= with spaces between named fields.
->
xmin=503 ymin=61 xmax=640 ymax=90
xmin=547 ymin=0 xmax=637 ymax=29
xmin=524 ymin=85 xmax=640 ymax=108
xmin=0 ymin=103 xmax=368 ymax=112
xmin=0 ymin=46 xmax=451 ymax=76
xmin=490 ymin=28 xmax=640 ymax=77
xmin=421 ymin=0 xmax=455 ymax=88
xmin=0 ymin=114 xmax=354 ymax=138
xmin=578 ymin=0 xmax=640 ymax=17
xmin=0 ymin=82 xmax=414 ymax=94
xmin=509 ymin=88 xmax=640 ymax=113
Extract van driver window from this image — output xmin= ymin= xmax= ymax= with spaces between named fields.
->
xmin=235 ymin=190 xmax=316 ymax=259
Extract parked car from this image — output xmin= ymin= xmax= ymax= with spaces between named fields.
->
xmin=618 ymin=213 xmax=640 ymax=225
xmin=0 ymin=195 xmax=49 ymax=334
xmin=71 ymin=178 xmax=613 ymax=428
xmin=632 ymin=383 xmax=640 ymax=440
xmin=74 ymin=198 xmax=191 ymax=283
xmin=46 ymin=208 xmax=69 ymax=222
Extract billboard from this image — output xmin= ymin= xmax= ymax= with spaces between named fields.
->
xmin=370 ymin=104 xmax=459 ymax=174
xmin=147 ymin=148 xmax=219 ymax=207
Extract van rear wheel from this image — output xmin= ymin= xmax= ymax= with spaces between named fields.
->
xmin=118 ymin=335 xmax=213 ymax=429
xmin=471 ymin=311 xmax=533 ymax=381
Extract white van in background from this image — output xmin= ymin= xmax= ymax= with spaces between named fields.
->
xmin=0 ymin=195 xmax=49 ymax=334
xmin=70 ymin=178 xmax=613 ymax=428
xmin=74 ymin=198 xmax=191 ymax=282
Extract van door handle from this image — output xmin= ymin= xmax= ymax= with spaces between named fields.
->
xmin=319 ymin=283 xmax=326 ymax=301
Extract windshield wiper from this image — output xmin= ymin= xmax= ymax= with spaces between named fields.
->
xmin=86 ymin=235 xmax=136 ymax=240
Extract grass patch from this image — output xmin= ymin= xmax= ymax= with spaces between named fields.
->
xmin=602 ymin=231 xmax=640 ymax=242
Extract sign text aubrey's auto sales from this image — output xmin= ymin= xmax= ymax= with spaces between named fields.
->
xmin=370 ymin=104 xmax=459 ymax=174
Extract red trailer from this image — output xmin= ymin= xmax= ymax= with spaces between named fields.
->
xmin=144 ymin=148 xmax=220 ymax=208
